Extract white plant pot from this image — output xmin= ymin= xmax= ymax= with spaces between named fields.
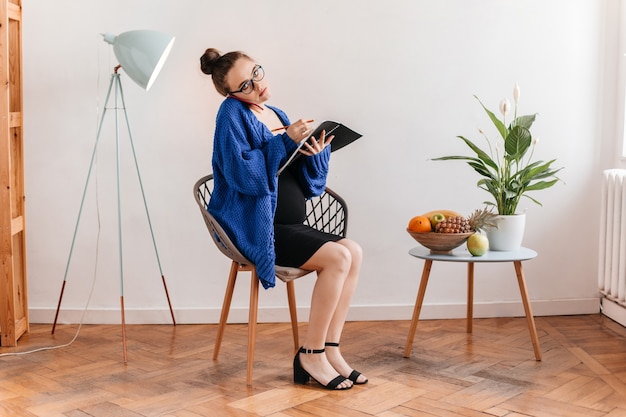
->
xmin=486 ymin=213 xmax=526 ymax=251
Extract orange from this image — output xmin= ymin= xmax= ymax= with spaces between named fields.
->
xmin=408 ymin=215 xmax=432 ymax=233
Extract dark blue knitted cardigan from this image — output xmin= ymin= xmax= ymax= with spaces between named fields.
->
xmin=208 ymin=97 xmax=330 ymax=289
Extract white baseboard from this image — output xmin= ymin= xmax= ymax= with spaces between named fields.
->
xmin=601 ymin=298 xmax=626 ymax=327
xmin=30 ymin=297 xmax=600 ymax=325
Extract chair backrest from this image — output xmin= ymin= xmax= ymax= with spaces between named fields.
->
xmin=193 ymin=174 xmax=251 ymax=265
xmin=303 ymin=186 xmax=348 ymax=238
xmin=193 ymin=174 xmax=349 ymax=264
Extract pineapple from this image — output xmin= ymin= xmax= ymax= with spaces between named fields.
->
xmin=434 ymin=216 xmax=471 ymax=233
xmin=467 ymin=207 xmax=498 ymax=233
xmin=435 ymin=207 xmax=497 ymax=233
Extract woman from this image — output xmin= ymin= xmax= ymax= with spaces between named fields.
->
xmin=200 ymin=48 xmax=366 ymax=390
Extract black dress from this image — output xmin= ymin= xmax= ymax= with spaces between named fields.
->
xmin=274 ymin=164 xmax=342 ymax=267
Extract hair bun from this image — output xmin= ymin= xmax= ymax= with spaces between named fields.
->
xmin=200 ymin=48 xmax=221 ymax=75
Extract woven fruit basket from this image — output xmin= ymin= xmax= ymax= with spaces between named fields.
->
xmin=406 ymin=230 xmax=473 ymax=254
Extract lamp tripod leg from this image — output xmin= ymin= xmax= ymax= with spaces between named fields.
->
xmin=116 ymin=76 xmax=176 ymax=326
xmin=52 ymin=74 xmax=116 ymax=335
xmin=161 ymin=275 xmax=176 ymax=325
xmin=114 ymin=74 xmax=128 ymax=362
xmin=51 ymin=280 xmax=67 ymax=334
xmin=120 ymin=295 xmax=127 ymax=363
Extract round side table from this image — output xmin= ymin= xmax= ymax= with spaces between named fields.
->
xmin=404 ymin=246 xmax=541 ymax=361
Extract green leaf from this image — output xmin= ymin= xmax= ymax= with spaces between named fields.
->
xmin=477 ymin=177 xmax=498 ymax=189
xmin=504 ymin=188 xmax=517 ymax=199
xmin=432 ymin=137 xmax=499 ymax=171
xmin=504 ymin=126 xmax=531 ymax=160
xmin=455 ymin=135 xmax=499 ymax=170
xmin=522 ymin=194 xmax=543 ymax=206
xmin=512 ymin=114 xmax=537 ymax=130
xmin=518 ymin=160 xmax=562 ymax=182
xmin=468 ymin=161 xmax=495 ymax=179
xmin=431 ymin=155 xmax=479 ymax=161
xmin=475 ymin=96 xmax=507 ymax=139
xmin=524 ymin=179 xmax=559 ymax=191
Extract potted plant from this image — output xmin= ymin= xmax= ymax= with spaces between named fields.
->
xmin=432 ymin=84 xmax=563 ymax=250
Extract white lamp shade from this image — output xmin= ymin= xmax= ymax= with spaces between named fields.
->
xmin=103 ymin=30 xmax=175 ymax=91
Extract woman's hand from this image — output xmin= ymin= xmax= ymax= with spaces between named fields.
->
xmin=286 ymin=119 xmax=314 ymax=144
xmin=299 ymin=129 xmax=335 ymax=156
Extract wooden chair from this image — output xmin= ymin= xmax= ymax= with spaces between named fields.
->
xmin=193 ymin=174 xmax=348 ymax=385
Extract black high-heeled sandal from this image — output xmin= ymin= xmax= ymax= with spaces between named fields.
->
xmin=325 ymin=342 xmax=368 ymax=385
xmin=293 ymin=347 xmax=352 ymax=390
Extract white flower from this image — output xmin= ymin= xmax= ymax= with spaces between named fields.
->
xmin=499 ymin=99 xmax=511 ymax=116
xmin=513 ymin=83 xmax=520 ymax=105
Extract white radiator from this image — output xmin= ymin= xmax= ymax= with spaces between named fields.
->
xmin=599 ymin=169 xmax=626 ymax=326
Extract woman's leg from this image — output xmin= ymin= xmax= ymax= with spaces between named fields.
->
xmin=297 ymin=241 xmax=353 ymax=388
xmin=324 ymin=239 xmax=362 ymax=340
xmin=322 ymin=239 xmax=367 ymax=383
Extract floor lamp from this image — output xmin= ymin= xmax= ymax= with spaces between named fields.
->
xmin=51 ymin=30 xmax=177 ymax=362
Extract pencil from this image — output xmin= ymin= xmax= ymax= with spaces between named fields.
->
xmin=271 ymin=119 xmax=314 ymax=132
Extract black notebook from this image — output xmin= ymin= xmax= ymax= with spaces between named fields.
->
xmin=277 ymin=121 xmax=362 ymax=176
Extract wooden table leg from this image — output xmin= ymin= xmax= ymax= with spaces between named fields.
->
xmin=514 ymin=261 xmax=542 ymax=361
xmin=467 ymin=262 xmax=474 ymax=333
xmin=404 ymin=259 xmax=432 ymax=358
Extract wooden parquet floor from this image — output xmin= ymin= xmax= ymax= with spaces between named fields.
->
xmin=1 ymin=315 xmax=626 ymax=416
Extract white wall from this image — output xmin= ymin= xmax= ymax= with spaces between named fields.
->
xmin=22 ymin=0 xmax=617 ymax=325
xmin=613 ymin=0 xmax=626 ymax=168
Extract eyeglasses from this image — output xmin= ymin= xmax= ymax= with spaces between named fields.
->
xmin=228 ymin=65 xmax=265 ymax=95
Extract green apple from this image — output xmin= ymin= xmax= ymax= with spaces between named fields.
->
xmin=467 ymin=233 xmax=489 ymax=256
xmin=429 ymin=213 xmax=446 ymax=229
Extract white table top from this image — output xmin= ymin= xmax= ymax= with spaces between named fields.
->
xmin=409 ymin=246 xmax=537 ymax=262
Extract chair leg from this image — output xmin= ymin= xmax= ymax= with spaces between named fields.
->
xmin=213 ymin=261 xmax=238 ymax=361
xmin=247 ymin=269 xmax=260 ymax=386
xmin=286 ymin=280 xmax=299 ymax=352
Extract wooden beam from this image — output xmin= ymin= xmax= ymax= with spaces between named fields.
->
xmin=7 ymin=2 xmax=19 ymax=22
xmin=0 ymin=0 xmax=26 ymax=347
xmin=9 ymin=111 xmax=21 ymax=128
xmin=10 ymin=214 xmax=22 ymax=234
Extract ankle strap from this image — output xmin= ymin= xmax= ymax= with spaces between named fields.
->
xmin=324 ymin=342 xmax=340 ymax=347
xmin=298 ymin=347 xmax=325 ymax=354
